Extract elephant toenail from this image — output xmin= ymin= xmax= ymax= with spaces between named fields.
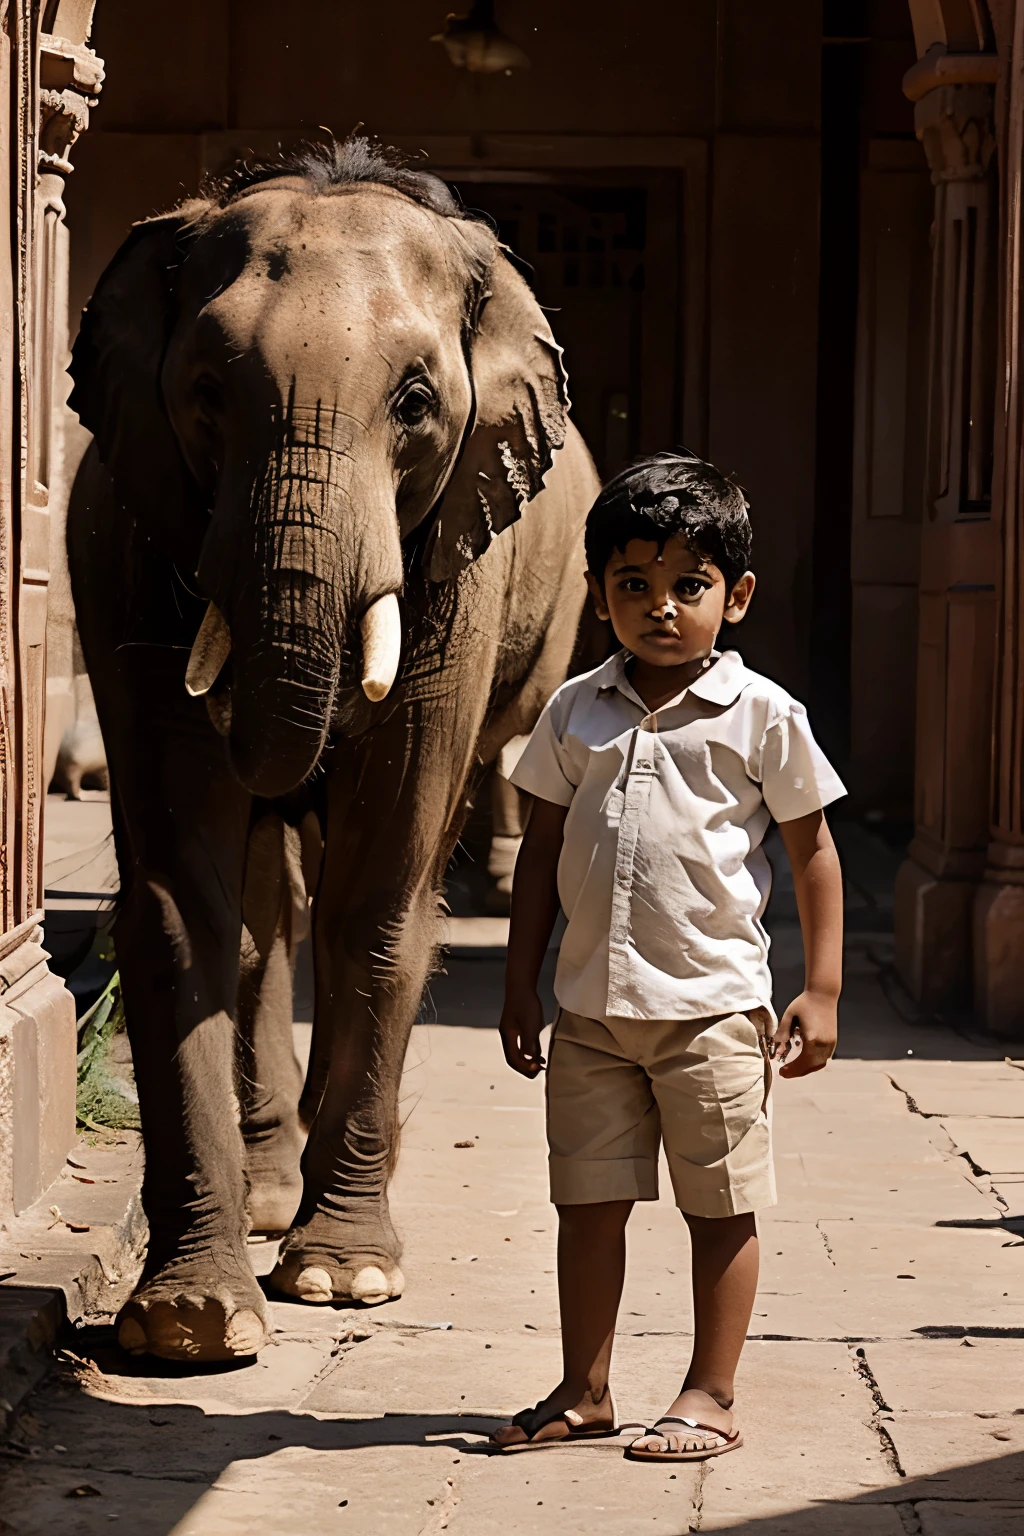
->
xmin=295 ymin=1266 xmax=334 ymax=1301
xmin=350 ymin=1265 xmax=396 ymax=1305
xmin=225 ymin=1309 xmax=267 ymax=1354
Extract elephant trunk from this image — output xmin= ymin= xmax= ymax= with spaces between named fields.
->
xmin=197 ymin=438 xmax=404 ymax=799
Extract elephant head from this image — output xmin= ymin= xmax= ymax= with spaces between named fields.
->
xmin=68 ymin=138 xmax=569 ymax=798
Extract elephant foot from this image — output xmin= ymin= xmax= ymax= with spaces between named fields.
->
xmin=270 ymin=1214 xmax=404 ymax=1306
xmin=116 ymin=1252 xmax=270 ymax=1362
xmin=271 ymin=1250 xmax=405 ymax=1306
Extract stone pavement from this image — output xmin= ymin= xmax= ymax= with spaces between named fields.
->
xmin=3 ymin=828 xmax=1024 ymax=1534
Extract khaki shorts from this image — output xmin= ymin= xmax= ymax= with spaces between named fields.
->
xmin=546 ymin=1009 xmax=776 ymax=1218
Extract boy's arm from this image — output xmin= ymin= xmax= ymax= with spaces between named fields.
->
xmin=774 ymin=809 xmax=844 ymax=1078
xmin=499 ymin=796 xmax=568 ymax=1078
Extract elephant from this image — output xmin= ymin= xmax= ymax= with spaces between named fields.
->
xmin=65 ymin=136 xmax=599 ymax=1362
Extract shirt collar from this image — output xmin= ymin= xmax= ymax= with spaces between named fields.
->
xmin=595 ymin=648 xmax=752 ymax=712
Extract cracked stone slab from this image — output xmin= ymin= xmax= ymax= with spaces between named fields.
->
xmin=773 ymin=1105 xmax=948 ymax=1162
xmin=816 ymin=1224 xmax=1023 ymax=1337
xmin=692 ymin=1340 xmax=896 ymax=1531
xmin=300 ymin=1325 xmax=561 ymax=1417
xmin=862 ymin=1339 xmax=1024 ymax=1414
xmin=60 ymin=1333 xmax=338 ymax=1415
xmin=781 ymin=1067 xmax=921 ymax=1120
xmin=916 ymin=1502 xmax=1024 ymax=1536
xmin=10 ymin=1360 xmax=505 ymax=1483
xmin=747 ymin=1219 xmax=849 ymax=1338
xmin=773 ymin=1153 xmax=994 ymax=1223
xmin=302 ymin=1327 xmax=699 ymax=1428
xmin=938 ymin=1118 xmax=1024 ymax=1175
xmin=989 ymin=1180 xmax=1024 ymax=1219
xmin=178 ymin=1443 xmax=468 ymax=1536
xmin=887 ymin=1062 xmax=1024 ymax=1119
xmin=2 ymin=1444 xmax=461 ymax=1536
xmin=880 ymin=1412 xmax=1024 ymax=1499
xmin=443 ymin=1450 xmax=701 ymax=1534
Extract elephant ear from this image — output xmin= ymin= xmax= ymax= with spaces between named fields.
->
xmin=68 ymin=207 xmax=211 ymax=566
xmin=427 ymin=248 xmax=569 ymax=581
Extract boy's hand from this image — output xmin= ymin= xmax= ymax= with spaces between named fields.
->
xmin=771 ymin=989 xmax=837 ymax=1078
xmin=499 ymin=989 xmax=547 ymax=1078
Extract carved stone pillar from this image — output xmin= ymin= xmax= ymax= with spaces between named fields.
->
xmin=974 ymin=4 xmax=1024 ymax=1038
xmin=894 ymin=59 xmax=1000 ymax=1011
xmin=0 ymin=2 xmax=102 ymax=1216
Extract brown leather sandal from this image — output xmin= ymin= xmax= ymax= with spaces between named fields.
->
xmin=625 ymin=1414 xmax=743 ymax=1462
xmin=491 ymin=1391 xmax=634 ymax=1453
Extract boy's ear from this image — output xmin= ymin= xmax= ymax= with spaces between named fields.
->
xmin=722 ymin=571 xmax=756 ymax=624
xmin=586 ymin=571 xmax=610 ymax=622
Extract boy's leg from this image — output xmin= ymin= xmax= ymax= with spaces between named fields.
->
xmin=635 ymin=1009 xmax=770 ymax=1453
xmin=635 ymin=1211 xmax=757 ymax=1449
xmin=492 ymin=1011 xmax=659 ymax=1448
xmin=557 ymin=1199 xmax=631 ymax=1402
xmin=492 ymin=1199 xmax=632 ymax=1446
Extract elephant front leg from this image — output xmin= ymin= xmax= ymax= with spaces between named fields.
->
xmin=271 ymin=724 xmax=474 ymax=1308
xmin=113 ymin=853 xmax=271 ymax=1362
xmin=269 ymin=895 xmax=427 ymax=1306
xmin=238 ymin=811 xmax=317 ymax=1234
xmin=85 ymin=652 xmax=271 ymax=1363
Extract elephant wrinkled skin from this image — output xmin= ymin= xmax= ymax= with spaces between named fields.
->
xmin=66 ymin=140 xmax=599 ymax=1362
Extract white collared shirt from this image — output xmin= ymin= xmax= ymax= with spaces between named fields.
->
xmin=509 ymin=649 xmax=846 ymax=1023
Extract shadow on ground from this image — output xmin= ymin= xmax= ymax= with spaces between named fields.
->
xmin=5 ymin=1351 xmax=1023 ymax=1536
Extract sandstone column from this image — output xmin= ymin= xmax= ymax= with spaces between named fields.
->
xmin=894 ymin=50 xmax=1000 ymax=1012
xmin=0 ymin=3 xmax=103 ymax=1216
xmin=973 ymin=3 xmax=1024 ymax=1039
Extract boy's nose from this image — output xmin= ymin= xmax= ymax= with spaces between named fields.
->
xmin=651 ymin=598 xmax=678 ymax=621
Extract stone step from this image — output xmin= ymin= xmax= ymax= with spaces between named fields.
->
xmin=0 ymin=1129 xmax=144 ymax=1434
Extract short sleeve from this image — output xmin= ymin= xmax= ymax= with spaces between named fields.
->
xmin=508 ymin=701 xmax=577 ymax=807
xmin=759 ymin=702 xmax=846 ymax=823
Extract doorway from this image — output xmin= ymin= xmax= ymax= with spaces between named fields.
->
xmin=454 ymin=175 xmax=684 ymax=481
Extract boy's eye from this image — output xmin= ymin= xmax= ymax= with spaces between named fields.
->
xmin=677 ymin=578 xmax=707 ymax=599
xmin=620 ymin=577 xmax=649 ymax=593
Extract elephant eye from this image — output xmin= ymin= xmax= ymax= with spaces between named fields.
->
xmin=194 ymin=374 xmax=224 ymax=419
xmin=394 ymin=383 xmax=437 ymax=429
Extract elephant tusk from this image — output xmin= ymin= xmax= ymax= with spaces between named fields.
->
xmin=186 ymin=602 xmax=232 ymax=697
xmin=360 ymin=592 xmax=401 ymax=702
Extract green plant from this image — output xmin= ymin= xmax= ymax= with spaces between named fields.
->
xmin=76 ymin=972 xmax=140 ymax=1131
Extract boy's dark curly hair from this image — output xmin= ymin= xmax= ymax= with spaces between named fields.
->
xmin=585 ymin=450 xmax=752 ymax=590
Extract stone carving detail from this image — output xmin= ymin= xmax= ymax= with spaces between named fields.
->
xmin=38 ymin=32 xmax=104 ymax=174
xmin=915 ymin=83 xmax=996 ymax=183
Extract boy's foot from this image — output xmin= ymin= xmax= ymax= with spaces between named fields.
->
xmin=627 ymin=1388 xmax=742 ymax=1461
xmin=491 ymin=1386 xmax=619 ymax=1451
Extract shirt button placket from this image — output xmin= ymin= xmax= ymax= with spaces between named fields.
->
xmin=608 ymin=730 xmax=654 ymax=970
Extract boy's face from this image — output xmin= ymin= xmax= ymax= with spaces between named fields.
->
xmin=587 ymin=533 xmax=754 ymax=669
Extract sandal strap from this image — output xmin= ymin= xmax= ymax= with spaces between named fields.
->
xmin=510 ymin=1404 xmax=613 ymax=1442
xmin=651 ymin=1416 xmax=733 ymax=1438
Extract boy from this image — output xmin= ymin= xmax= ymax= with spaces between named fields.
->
xmin=491 ymin=452 xmax=845 ymax=1460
